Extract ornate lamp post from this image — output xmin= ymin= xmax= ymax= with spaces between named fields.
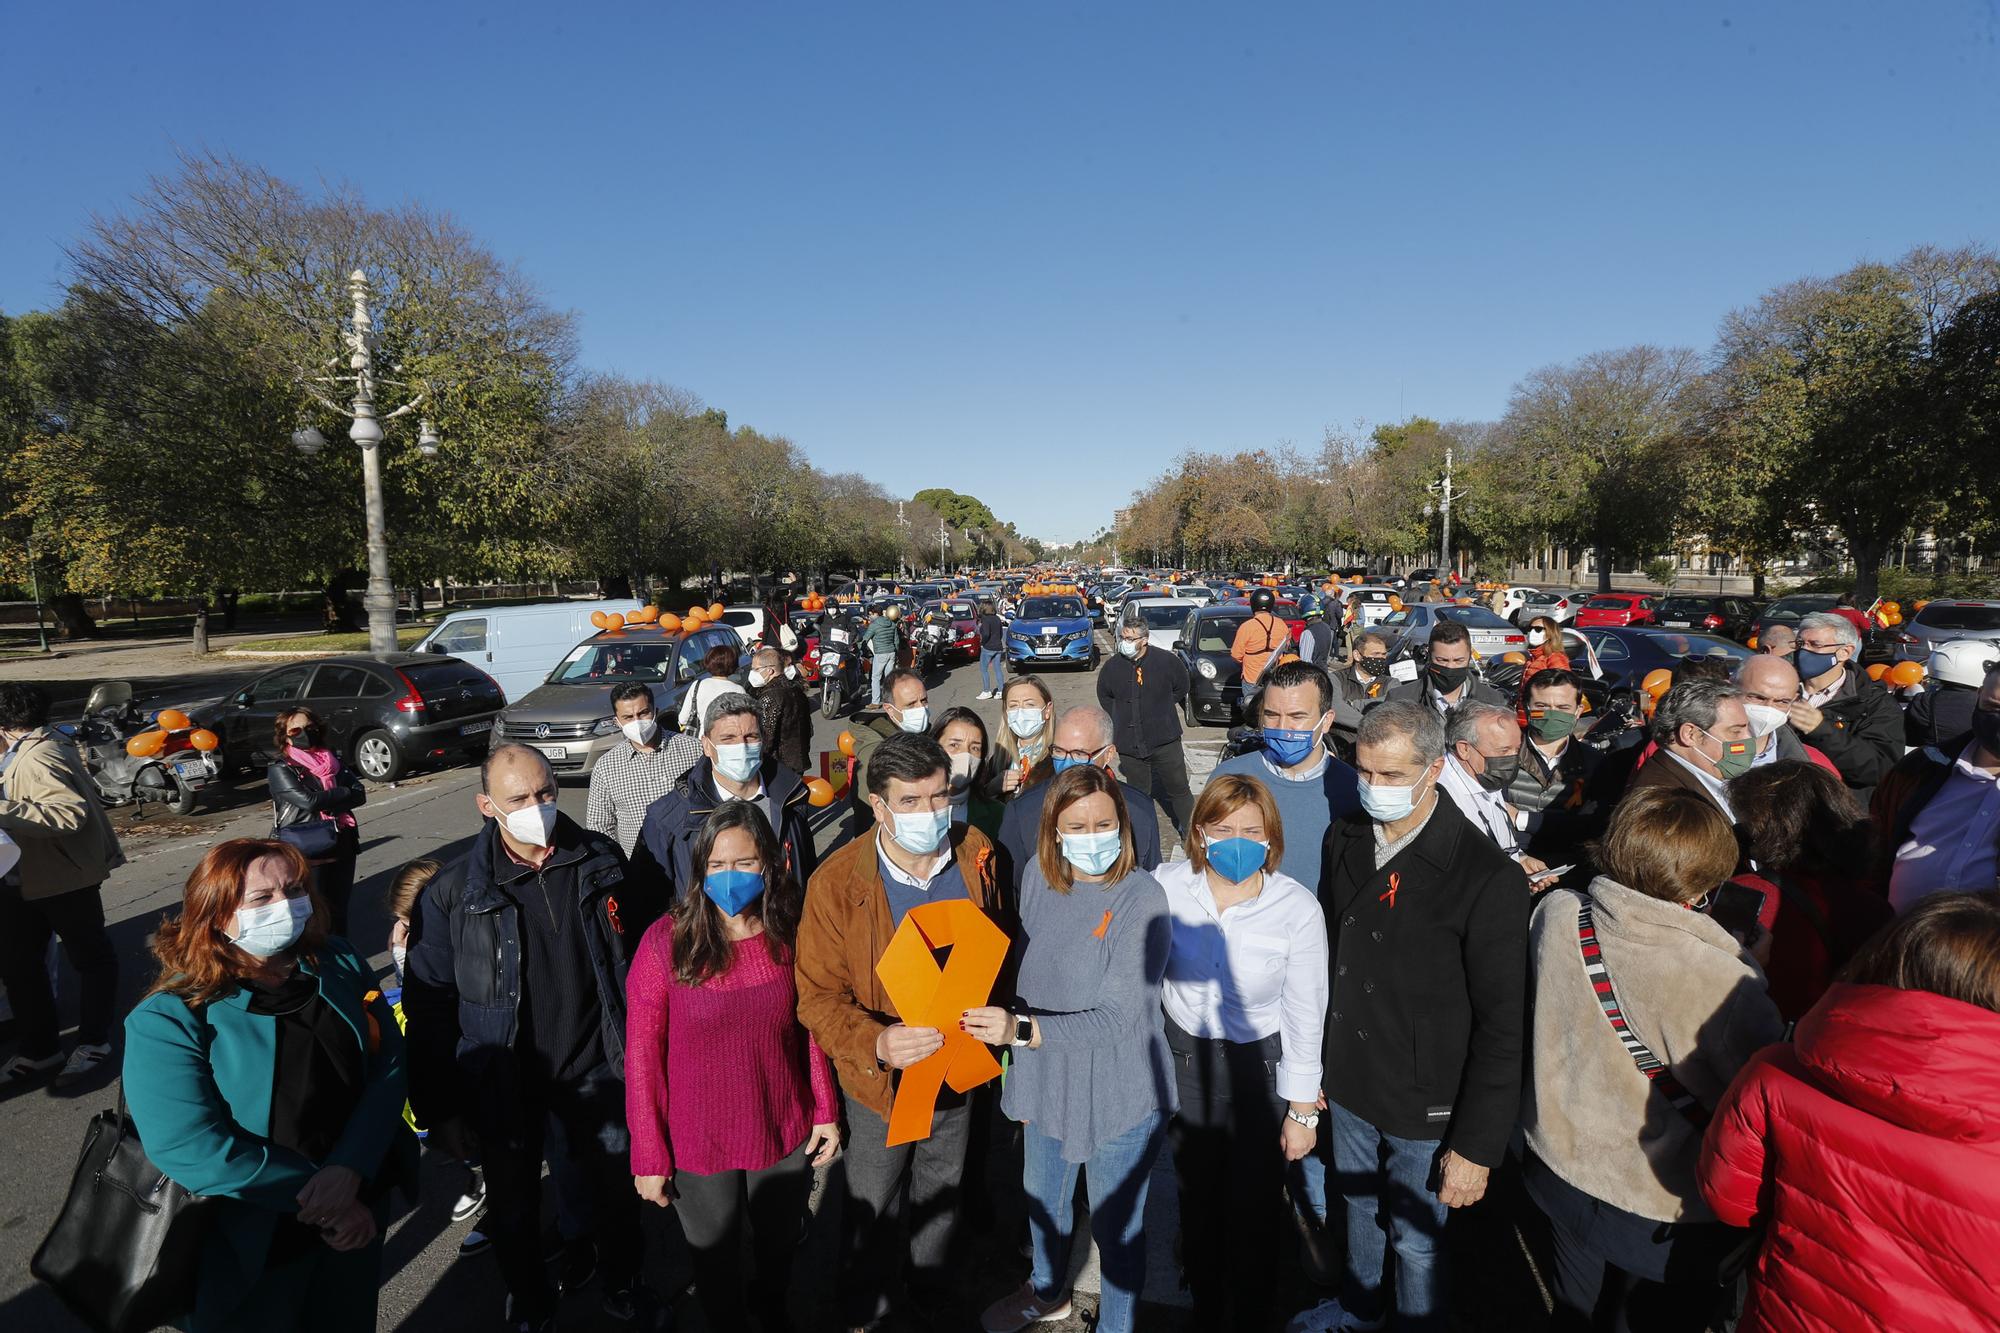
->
xmin=291 ymin=269 xmax=442 ymax=654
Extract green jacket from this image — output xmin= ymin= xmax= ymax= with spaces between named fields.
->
xmin=122 ymin=940 xmax=414 ymax=1326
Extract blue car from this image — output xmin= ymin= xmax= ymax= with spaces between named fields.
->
xmin=1006 ymin=596 xmax=1098 ymax=671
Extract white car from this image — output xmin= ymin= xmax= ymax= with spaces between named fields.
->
xmin=1495 ymin=585 xmax=1542 ymax=621
xmin=1343 ymin=586 xmax=1406 ymax=629
xmin=1123 ymin=597 xmax=1201 ymax=652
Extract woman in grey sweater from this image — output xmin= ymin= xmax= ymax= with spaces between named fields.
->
xmin=962 ymin=764 xmax=1174 ymax=1333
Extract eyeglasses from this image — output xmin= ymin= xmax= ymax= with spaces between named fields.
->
xmin=1051 ymin=742 xmax=1109 ymax=762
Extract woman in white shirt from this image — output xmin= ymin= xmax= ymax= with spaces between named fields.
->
xmin=1155 ymin=772 xmax=1328 ymax=1331
xmin=678 ymin=642 xmax=749 ymax=737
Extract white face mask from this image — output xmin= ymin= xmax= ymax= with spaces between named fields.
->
xmin=948 ymin=751 xmax=979 ymax=787
xmin=229 ymin=895 xmax=313 ymax=958
xmin=391 ymin=942 xmax=408 ymax=980
xmin=1007 ymin=707 xmax=1046 ymax=739
xmin=1744 ymin=703 xmax=1789 ymax=739
xmin=1527 ymin=629 xmax=1546 ymax=646
xmin=896 ymin=705 xmax=930 ymax=734
xmin=499 ymin=800 xmax=558 ymax=848
xmin=1118 ymin=637 xmax=1144 ymax=658
xmin=619 ymin=716 xmax=657 ymax=746
xmin=714 ymin=742 xmax=763 ymax=783
xmin=747 ymin=668 xmax=773 ymax=689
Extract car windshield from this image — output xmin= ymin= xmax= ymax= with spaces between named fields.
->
xmin=1659 ymin=598 xmax=1718 ymax=617
xmin=551 ymin=640 xmax=675 ymax=682
xmin=1136 ymin=604 xmax=1190 ymax=628
xmin=1020 ymin=597 xmax=1085 ymax=619
xmin=1584 ymin=596 xmax=1631 ymax=610
xmin=1195 ymin=615 xmax=1250 ymax=651
xmin=1913 ymin=603 xmax=2000 ymax=631
xmin=1437 ymin=606 xmax=1514 ymax=629
xmin=1765 ymin=595 xmax=1836 ymax=622
xmin=1631 ymin=631 xmax=1752 ymax=665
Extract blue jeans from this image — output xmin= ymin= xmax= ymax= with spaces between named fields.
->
xmin=869 ymin=651 xmax=892 ymax=705
xmin=1292 ymin=1149 xmax=1328 ymax=1224
xmin=1022 ymin=1112 xmax=1166 ymax=1333
xmin=1329 ymin=1099 xmax=1449 ymax=1332
xmin=979 ymin=648 xmax=1004 ymax=693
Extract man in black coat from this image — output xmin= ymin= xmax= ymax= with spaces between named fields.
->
xmin=1385 ymin=620 xmax=1507 ymax=716
xmin=1316 ymin=699 xmax=1527 ymax=1333
xmin=404 ymin=744 xmax=668 ymax=1330
xmin=1788 ymin=612 xmax=1904 ymax=802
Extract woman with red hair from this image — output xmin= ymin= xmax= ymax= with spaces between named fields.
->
xmin=121 ymin=838 xmax=411 ymax=1332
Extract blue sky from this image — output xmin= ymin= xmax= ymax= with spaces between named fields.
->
xmin=4 ymin=2 xmax=1996 ymax=542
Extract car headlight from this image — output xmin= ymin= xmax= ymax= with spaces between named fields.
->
xmin=1064 ymin=630 xmax=1087 ymax=644
xmin=590 ymin=716 xmax=618 ymax=736
xmin=1197 ymin=658 xmax=1218 ymax=680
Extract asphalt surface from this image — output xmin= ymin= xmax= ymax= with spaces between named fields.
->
xmin=0 ymin=634 xmax=1556 ymax=1332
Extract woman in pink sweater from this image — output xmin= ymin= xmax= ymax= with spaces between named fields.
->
xmin=626 ymin=802 xmax=839 ymax=1332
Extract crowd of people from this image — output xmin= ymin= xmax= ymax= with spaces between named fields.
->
xmin=6 ymin=569 xmax=2000 ymax=1333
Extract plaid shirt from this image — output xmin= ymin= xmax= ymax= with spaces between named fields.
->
xmin=586 ymin=732 xmax=702 ymax=854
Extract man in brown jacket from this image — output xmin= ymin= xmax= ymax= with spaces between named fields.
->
xmin=0 ymin=683 xmax=125 ymax=1085
xmin=1623 ymin=679 xmax=1755 ymax=823
xmin=796 ymin=729 xmax=1006 ymax=1332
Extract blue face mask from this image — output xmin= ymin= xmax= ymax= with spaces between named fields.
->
xmin=1051 ymin=754 xmax=1091 ymax=775
xmin=1061 ymin=829 xmax=1123 ymax=877
xmin=888 ymin=806 xmax=951 ymax=855
xmin=1793 ymin=647 xmax=1840 ymax=681
xmin=1263 ymin=725 xmax=1321 ymax=768
xmin=1204 ymin=835 xmax=1269 ymax=884
xmin=713 ymin=742 xmax=762 ymax=783
xmin=702 ymin=869 xmax=765 ymax=917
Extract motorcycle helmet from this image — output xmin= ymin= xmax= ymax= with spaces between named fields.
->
xmin=1929 ymin=638 xmax=2000 ymax=689
xmin=1249 ymin=587 xmax=1276 ymax=613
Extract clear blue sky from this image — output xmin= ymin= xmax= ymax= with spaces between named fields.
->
xmin=4 ymin=2 xmax=1996 ymax=542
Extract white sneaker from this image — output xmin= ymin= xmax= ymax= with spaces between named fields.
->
xmin=1286 ymin=1298 xmax=1381 ymax=1332
xmin=979 ymin=1281 xmax=1071 ymax=1332
xmin=55 ymin=1042 xmax=113 ymax=1087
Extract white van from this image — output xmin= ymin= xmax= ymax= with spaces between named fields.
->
xmin=412 ymin=599 xmax=643 ymax=703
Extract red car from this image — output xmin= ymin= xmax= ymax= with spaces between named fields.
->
xmin=1223 ymin=598 xmax=1309 ymax=644
xmin=1574 ymin=592 xmax=1661 ymax=629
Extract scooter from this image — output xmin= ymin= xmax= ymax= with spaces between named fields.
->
xmin=913 ymin=617 xmax=951 ymax=676
xmin=816 ymin=618 xmax=865 ymax=719
xmin=58 ymin=681 xmax=217 ymax=817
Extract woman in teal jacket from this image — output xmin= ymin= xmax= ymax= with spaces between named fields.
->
xmin=123 ymin=837 xmax=413 ymax=1332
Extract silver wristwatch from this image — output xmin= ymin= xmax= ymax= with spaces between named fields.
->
xmin=1286 ymin=1108 xmax=1321 ymax=1130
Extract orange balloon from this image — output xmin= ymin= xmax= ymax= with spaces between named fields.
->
xmin=1641 ymin=668 xmax=1673 ymax=700
xmin=590 ymin=610 xmax=609 ymax=629
xmin=708 ymin=602 xmax=725 ymax=619
xmin=126 ymin=730 xmax=166 ymax=757
xmin=658 ymin=612 xmax=683 ymax=634
xmin=1502 ymin=651 xmax=1527 ymax=664
xmin=156 ymin=708 xmax=191 ymax=731
xmin=682 ymin=609 xmax=704 ymax=628
xmin=188 ymin=728 xmax=220 ymax=752
xmin=838 ymin=730 xmax=856 ymax=757
xmin=805 ymin=778 xmax=836 ymax=808
xmin=1914 ymin=599 xmax=1930 ymax=611
xmin=1866 ymin=662 xmax=1888 ymax=681
xmin=605 ymin=612 xmax=626 ymax=632
xmin=1746 ymin=635 xmax=1759 ymax=650
xmin=636 ymin=605 xmax=658 ymax=623
xmin=1886 ymin=661 xmax=1926 ymax=688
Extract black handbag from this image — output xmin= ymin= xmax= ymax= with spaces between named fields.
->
xmin=273 ymin=817 xmax=341 ymax=860
xmin=31 ymin=1090 xmax=214 ymax=1333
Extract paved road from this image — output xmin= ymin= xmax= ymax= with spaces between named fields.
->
xmin=0 ymin=634 xmax=1274 ymax=1332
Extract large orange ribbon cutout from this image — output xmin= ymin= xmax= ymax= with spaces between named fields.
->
xmin=875 ymin=899 xmax=1009 ymax=1146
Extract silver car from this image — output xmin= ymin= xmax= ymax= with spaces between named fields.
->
xmin=1890 ymin=598 xmax=2000 ymax=666
xmin=1378 ymin=603 xmax=1528 ymax=663
xmin=491 ymin=622 xmax=746 ymax=777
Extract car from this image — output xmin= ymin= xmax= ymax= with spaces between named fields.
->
xmin=1751 ymin=593 xmax=1840 ymax=645
xmin=198 ymin=653 xmax=505 ymax=784
xmin=1172 ymin=582 xmax=1220 ymax=606
xmin=1652 ymin=595 xmax=1761 ymax=642
xmin=1566 ymin=626 xmax=1754 ymax=692
xmin=1172 ymin=604 xmax=1253 ymax=727
xmin=1122 ymin=597 xmax=1201 ymax=652
xmin=1005 ymin=595 xmax=1097 ymax=670
xmin=412 ymin=598 xmax=644 ymax=703
xmin=1405 ymin=568 xmax=1444 ymax=586
xmin=1887 ymin=599 xmax=2000 ymax=666
xmin=1574 ymin=592 xmax=1661 ymax=629
xmin=492 ymin=621 xmax=747 ymax=777
xmin=1514 ymin=589 xmax=1580 ymax=628
xmin=1343 ymin=586 xmax=1405 ymax=629
xmin=1376 ymin=603 xmax=1527 ymax=664
xmin=1490 ymin=585 xmax=1543 ymax=622
xmin=1221 ymin=597 xmax=1309 ymax=644
xmin=918 ymin=597 xmax=982 ymax=662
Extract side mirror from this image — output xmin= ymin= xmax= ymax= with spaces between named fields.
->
xmin=424 ymin=641 xmax=447 ymax=654
xmin=232 ymin=691 xmax=252 ymax=707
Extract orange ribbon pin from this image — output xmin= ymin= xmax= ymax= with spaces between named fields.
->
xmin=1092 ymin=909 xmax=1113 ymax=939
xmin=1379 ymin=872 xmax=1401 ymax=909
xmin=875 ymin=899 xmax=1009 ymax=1146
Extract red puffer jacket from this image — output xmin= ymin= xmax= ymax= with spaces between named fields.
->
xmin=1698 ymin=984 xmax=2000 ymax=1332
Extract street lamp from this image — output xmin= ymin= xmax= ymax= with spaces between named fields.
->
xmin=291 ymin=269 xmax=442 ymax=654
xmin=1423 ymin=446 xmax=1459 ymax=577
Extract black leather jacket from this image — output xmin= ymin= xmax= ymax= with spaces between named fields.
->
xmin=267 ymin=755 xmax=367 ymax=830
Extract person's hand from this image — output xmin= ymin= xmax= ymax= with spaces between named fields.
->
xmin=805 ymin=1122 xmax=842 ymax=1167
xmin=959 ymin=1007 xmax=1011 ymax=1045
xmin=875 ymin=1024 xmax=945 ymax=1069
xmin=1316 ymin=1090 xmax=1329 ymax=1112
xmin=1280 ymin=1114 xmax=1316 ymax=1163
xmin=1787 ymin=700 xmax=1824 ymax=735
xmin=1437 ymin=1150 xmax=1490 ymax=1208
xmin=296 ymin=1165 xmax=362 ymax=1227
xmin=634 ymin=1175 xmax=673 ymax=1208
xmin=1001 ymin=766 xmax=1024 ymax=794
xmin=320 ymin=1198 xmax=378 ymax=1251
xmin=429 ymin=1117 xmax=479 ymax=1165
xmin=1518 ymin=854 xmax=1549 ymax=878
xmin=388 ymin=917 xmax=409 ymax=951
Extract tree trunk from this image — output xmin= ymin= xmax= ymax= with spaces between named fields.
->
xmin=191 ymin=598 xmax=210 ymax=656
xmin=599 ymin=572 xmax=634 ymax=599
xmin=219 ymin=589 xmax=241 ymax=631
xmin=323 ymin=569 xmax=365 ymax=632
xmin=49 ymin=593 xmax=98 ymax=640
xmin=1849 ymin=539 xmax=1888 ymax=603
xmin=1594 ymin=541 xmax=1614 ymax=593
xmin=1751 ymin=562 xmax=1767 ymax=599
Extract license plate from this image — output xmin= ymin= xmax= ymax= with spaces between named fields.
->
xmin=1037 ymin=645 xmax=1061 ymax=655
xmin=533 ymin=745 xmax=568 ymax=761
xmin=460 ymin=720 xmax=492 ymax=735
xmin=1664 ymin=620 xmax=1690 ymax=628
xmin=172 ymin=757 xmax=208 ymax=780
xmin=821 ymin=654 xmax=840 ymax=668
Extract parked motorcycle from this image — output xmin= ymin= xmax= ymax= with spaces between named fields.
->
xmin=913 ymin=616 xmax=950 ymax=676
xmin=816 ymin=618 xmax=865 ymax=719
xmin=58 ymin=682 xmax=217 ymax=817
